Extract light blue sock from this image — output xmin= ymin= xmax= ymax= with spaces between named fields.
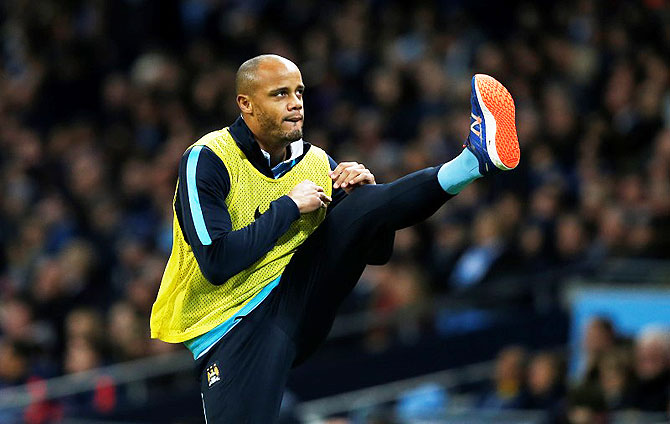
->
xmin=437 ymin=149 xmax=482 ymax=194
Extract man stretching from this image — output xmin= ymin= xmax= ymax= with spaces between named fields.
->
xmin=150 ymin=54 xmax=520 ymax=423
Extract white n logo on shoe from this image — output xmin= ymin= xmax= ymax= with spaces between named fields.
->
xmin=470 ymin=113 xmax=482 ymax=138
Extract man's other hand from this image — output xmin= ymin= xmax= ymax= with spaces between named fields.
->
xmin=330 ymin=162 xmax=376 ymax=193
xmin=288 ymin=180 xmax=332 ymax=213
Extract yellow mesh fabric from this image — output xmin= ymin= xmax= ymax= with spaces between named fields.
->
xmin=150 ymin=128 xmax=332 ymax=343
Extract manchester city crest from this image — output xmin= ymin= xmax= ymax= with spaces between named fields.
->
xmin=206 ymin=362 xmax=221 ymax=387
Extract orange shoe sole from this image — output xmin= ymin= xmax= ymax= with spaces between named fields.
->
xmin=474 ymin=74 xmax=520 ymax=170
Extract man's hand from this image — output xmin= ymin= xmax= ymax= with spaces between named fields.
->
xmin=330 ymin=162 xmax=376 ymax=193
xmin=288 ymin=180 xmax=332 ymax=214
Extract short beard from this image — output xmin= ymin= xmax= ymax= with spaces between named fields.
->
xmin=258 ymin=111 xmax=302 ymax=143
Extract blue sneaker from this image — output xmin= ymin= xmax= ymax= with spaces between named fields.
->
xmin=465 ymin=74 xmax=520 ymax=175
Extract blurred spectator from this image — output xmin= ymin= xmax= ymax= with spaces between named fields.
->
xmin=554 ymin=214 xmax=588 ymax=266
xmin=64 ymin=337 xmax=102 ymax=375
xmin=516 ymin=223 xmax=549 ymax=273
xmin=0 ymin=298 xmax=35 ymax=343
xmin=526 ymin=351 xmax=565 ymax=411
xmin=428 ymin=218 xmax=467 ymax=286
xmin=64 ymin=308 xmax=104 ymax=347
xmin=597 ymin=347 xmax=635 ymax=411
xmin=0 ymin=340 xmax=30 ymax=388
xmin=449 ymin=208 xmax=512 ymax=290
xmin=365 ymin=260 xmax=425 ymax=351
xmin=107 ymin=301 xmax=147 ymax=361
xmin=580 ymin=317 xmax=616 ymax=385
xmin=61 ymin=337 xmax=119 ymax=417
xmin=478 ymin=345 xmax=528 ymax=410
xmin=630 ymin=326 xmax=670 ymax=412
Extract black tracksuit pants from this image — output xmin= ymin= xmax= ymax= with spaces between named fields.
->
xmin=196 ymin=166 xmax=452 ymax=423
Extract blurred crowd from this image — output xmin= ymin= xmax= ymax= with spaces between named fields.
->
xmin=1 ymin=0 xmax=670 ymax=420
xmin=471 ymin=318 xmax=670 ymax=423
xmin=324 ymin=318 xmax=670 ymax=423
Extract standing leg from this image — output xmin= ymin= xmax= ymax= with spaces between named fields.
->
xmin=197 ymin=290 xmax=296 ymax=423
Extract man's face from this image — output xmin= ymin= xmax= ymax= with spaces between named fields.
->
xmin=250 ymin=61 xmax=305 ymax=144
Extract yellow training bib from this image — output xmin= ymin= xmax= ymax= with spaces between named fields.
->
xmin=150 ymin=129 xmax=332 ymax=343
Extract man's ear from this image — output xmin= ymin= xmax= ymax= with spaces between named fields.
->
xmin=237 ymin=94 xmax=253 ymax=114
